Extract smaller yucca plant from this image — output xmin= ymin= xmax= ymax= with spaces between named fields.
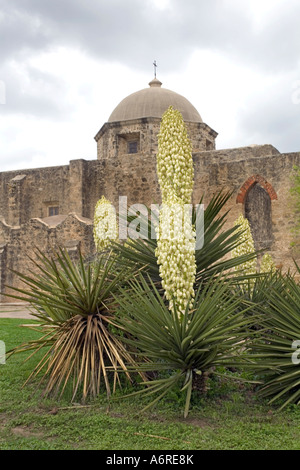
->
xmin=232 ymin=214 xmax=257 ymax=277
xmin=93 ymin=195 xmax=118 ymax=252
xmin=251 ymin=269 xmax=300 ymax=410
xmin=6 ymin=248 xmax=141 ymax=401
xmin=114 ymin=274 xmax=257 ymax=417
xmin=259 ymin=253 xmax=276 ymax=274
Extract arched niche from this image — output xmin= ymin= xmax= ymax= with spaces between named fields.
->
xmin=244 ymin=183 xmax=274 ymax=250
xmin=236 ymin=176 xmax=277 ymax=250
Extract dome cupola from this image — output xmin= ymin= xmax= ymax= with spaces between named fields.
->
xmin=95 ymin=77 xmax=217 ymax=161
xmin=108 ymin=78 xmax=203 ymax=123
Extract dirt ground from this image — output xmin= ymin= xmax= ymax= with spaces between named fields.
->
xmin=0 ymin=303 xmax=36 ymax=319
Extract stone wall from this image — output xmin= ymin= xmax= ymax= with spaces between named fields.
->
xmin=0 ymin=213 xmax=94 ymax=302
xmin=0 ymin=164 xmax=70 ymax=222
xmin=95 ymin=117 xmax=218 ymax=161
xmin=1 ymin=141 xmax=300 ymax=301
xmin=192 ymin=148 xmax=300 ymax=272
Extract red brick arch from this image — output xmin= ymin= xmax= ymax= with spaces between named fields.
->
xmin=236 ymin=175 xmax=278 ymax=204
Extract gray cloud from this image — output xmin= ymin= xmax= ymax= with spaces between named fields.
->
xmin=0 ymin=0 xmax=299 ymax=155
xmin=1 ymin=0 xmax=299 ymax=73
xmin=0 ymin=2 xmax=51 ymax=62
xmin=236 ymin=77 xmax=300 ymax=153
xmin=0 ymin=61 xmax=74 ymax=118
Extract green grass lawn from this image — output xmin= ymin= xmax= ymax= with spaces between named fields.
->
xmin=1 ymin=318 xmax=300 ymax=451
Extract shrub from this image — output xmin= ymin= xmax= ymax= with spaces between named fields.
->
xmin=251 ymin=269 xmax=300 ymax=409
xmin=114 ymin=274 xmax=257 ymax=417
xmin=5 ymin=248 xmax=142 ymax=401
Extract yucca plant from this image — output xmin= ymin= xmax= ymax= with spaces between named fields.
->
xmin=251 ymin=268 xmax=300 ymax=409
xmin=234 ymin=269 xmax=284 ymax=319
xmin=193 ymin=192 xmax=258 ymax=288
xmin=5 ymin=247 xmax=141 ymax=401
xmin=111 ymin=191 xmax=258 ymax=290
xmin=113 ymin=274 xmax=257 ymax=418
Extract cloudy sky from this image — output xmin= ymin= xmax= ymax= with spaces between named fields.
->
xmin=0 ymin=0 xmax=299 ymax=171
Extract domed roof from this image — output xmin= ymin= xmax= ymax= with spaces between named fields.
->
xmin=108 ymin=78 xmax=202 ymax=123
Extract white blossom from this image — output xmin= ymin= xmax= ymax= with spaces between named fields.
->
xmin=156 ymin=202 xmax=196 ymax=316
xmin=232 ymin=214 xmax=257 ymax=289
xmin=155 ymin=107 xmax=196 ymax=317
xmin=93 ymin=195 xmax=118 ymax=251
xmin=156 ymin=107 xmax=194 ymax=205
xmin=260 ymin=253 xmax=276 ymax=274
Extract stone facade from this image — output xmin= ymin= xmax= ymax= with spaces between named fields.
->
xmin=95 ymin=117 xmax=217 ymax=161
xmin=0 ymin=79 xmax=299 ymax=300
xmin=0 ymin=213 xmax=94 ymax=301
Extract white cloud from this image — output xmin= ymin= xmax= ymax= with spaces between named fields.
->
xmin=0 ymin=0 xmax=299 ymax=172
xmin=0 ymin=47 xmax=152 ymax=170
xmin=148 ymin=0 xmax=172 ymax=11
xmin=244 ymin=0 xmax=290 ymax=30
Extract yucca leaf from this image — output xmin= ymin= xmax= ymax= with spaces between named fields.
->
xmin=251 ymin=272 xmax=300 ymax=409
xmin=5 ymin=249 xmax=144 ymax=401
xmin=113 ymin=272 xmax=258 ymax=417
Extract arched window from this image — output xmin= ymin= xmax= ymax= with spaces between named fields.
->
xmin=244 ymin=183 xmax=273 ymax=250
xmin=236 ymin=175 xmax=277 ymax=251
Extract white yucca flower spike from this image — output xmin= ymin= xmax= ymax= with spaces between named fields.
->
xmin=232 ymin=214 xmax=257 ymax=281
xmin=156 ymin=203 xmax=196 ymax=316
xmin=260 ymin=253 xmax=276 ymax=274
xmin=155 ymin=106 xmax=196 ymax=317
xmin=156 ymin=106 xmax=194 ymax=205
xmin=93 ymin=195 xmax=118 ymax=252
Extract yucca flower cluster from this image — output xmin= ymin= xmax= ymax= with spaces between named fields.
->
xmin=93 ymin=195 xmax=118 ymax=251
xmin=155 ymin=106 xmax=196 ymax=316
xmin=260 ymin=253 xmax=276 ymax=274
xmin=156 ymin=106 xmax=194 ymax=204
xmin=232 ymin=214 xmax=257 ymax=278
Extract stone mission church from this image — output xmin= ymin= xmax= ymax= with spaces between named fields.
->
xmin=0 ymin=76 xmax=299 ymax=300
